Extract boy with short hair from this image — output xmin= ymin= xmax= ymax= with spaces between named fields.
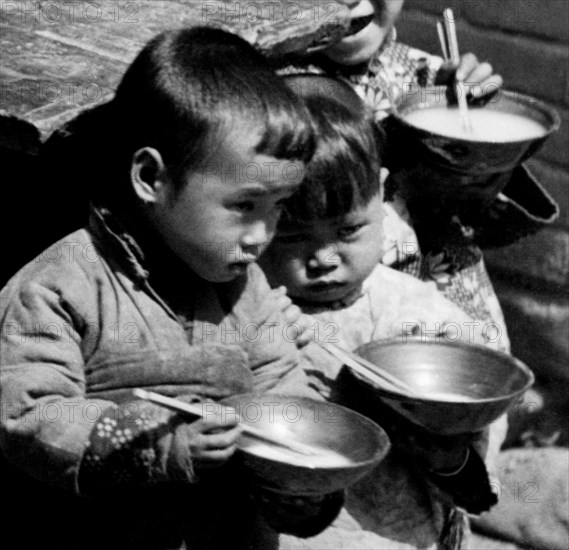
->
xmin=0 ymin=27 xmax=340 ymax=550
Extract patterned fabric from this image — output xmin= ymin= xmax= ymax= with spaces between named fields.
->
xmin=381 ymin=201 xmax=510 ymax=352
xmin=79 ymin=399 xmax=199 ymax=493
xmin=81 ymin=405 xmax=162 ymax=488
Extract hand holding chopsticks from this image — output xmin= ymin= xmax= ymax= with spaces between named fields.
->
xmin=132 ymin=388 xmax=319 ymax=458
xmin=438 ymin=8 xmax=473 ymax=134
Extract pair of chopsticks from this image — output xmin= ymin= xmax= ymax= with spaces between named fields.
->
xmin=436 ymin=8 xmax=473 ymax=134
xmin=132 ymin=388 xmax=319 ymax=459
xmin=318 ymin=342 xmax=423 ymax=399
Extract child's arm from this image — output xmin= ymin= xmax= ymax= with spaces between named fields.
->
xmin=226 ymin=265 xmax=326 ymax=400
xmin=0 ymin=267 xmax=241 ymax=496
xmin=78 ymin=397 xmax=242 ymax=495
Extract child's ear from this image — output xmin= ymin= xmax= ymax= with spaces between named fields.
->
xmin=130 ymin=147 xmax=170 ymax=204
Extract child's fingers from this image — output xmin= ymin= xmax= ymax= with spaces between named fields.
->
xmin=199 ymin=415 xmax=241 ymax=432
xmin=257 ymin=286 xmax=289 ymax=318
xmin=455 ymin=52 xmax=479 ymax=81
xmin=186 ymin=425 xmax=241 ymax=462
xmin=193 ymin=443 xmax=239 ymax=467
xmin=275 ymin=294 xmax=293 ymax=312
xmin=195 ymin=446 xmax=239 ymax=467
xmin=469 ymin=74 xmax=503 ymax=98
xmin=295 ymin=331 xmax=314 ymax=349
xmin=169 ymin=421 xmax=239 ymax=476
xmin=291 ymin=313 xmax=315 ymax=348
xmin=282 ymin=303 xmax=301 ymax=324
xmin=464 ymin=61 xmax=494 ymax=84
xmin=200 ymin=425 xmax=242 ymax=449
xmin=271 ymin=286 xmax=287 ymax=297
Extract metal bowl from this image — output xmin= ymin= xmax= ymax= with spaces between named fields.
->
xmin=388 ymin=88 xmax=559 ymax=175
xmin=220 ymin=393 xmax=390 ymax=496
xmin=348 ymin=339 xmax=534 ymax=435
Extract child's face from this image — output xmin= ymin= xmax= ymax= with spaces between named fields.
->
xmin=260 ymin=195 xmax=384 ymax=304
xmin=152 ymin=126 xmax=305 ymax=283
xmin=324 ymin=0 xmax=404 ymax=65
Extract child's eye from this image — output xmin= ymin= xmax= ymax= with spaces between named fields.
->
xmin=233 ymin=201 xmax=255 ymax=212
xmin=337 ymin=224 xmax=364 ymax=238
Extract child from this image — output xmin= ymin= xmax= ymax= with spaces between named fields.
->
xmin=260 ymin=74 xmax=505 ymax=550
xmin=0 ymin=28 xmax=343 ymax=550
xmin=277 ymin=0 xmax=558 ymax=352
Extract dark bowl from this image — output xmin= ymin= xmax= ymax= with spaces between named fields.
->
xmin=388 ymin=88 xmax=560 ymax=176
xmin=348 ymin=339 xmax=534 ymax=435
xmin=220 ymin=393 xmax=390 ymax=496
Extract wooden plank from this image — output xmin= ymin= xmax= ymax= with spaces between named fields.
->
xmin=1 ymin=23 xmax=126 ymax=129
xmin=0 ymin=0 xmax=350 ymax=146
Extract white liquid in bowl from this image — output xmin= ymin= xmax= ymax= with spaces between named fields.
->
xmin=245 ymin=441 xmax=353 ymax=468
xmin=404 ymin=107 xmax=546 ymax=142
xmin=421 ymin=391 xmax=477 ymax=402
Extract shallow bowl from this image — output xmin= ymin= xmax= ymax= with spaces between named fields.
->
xmin=221 ymin=393 xmax=390 ymax=496
xmin=349 ymin=339 xmax=534 ymax=435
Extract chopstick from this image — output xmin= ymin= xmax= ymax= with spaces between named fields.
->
xmin=443 ymin=8 xmax=460 ymax=65
xmin=442 ymin=8 xmax=473 ymax=134
xmin=318 ymin=342 xmax=423 ymax=398
xmin=436 ymin=19 xmax=450 ymax=63
xmin=132 ymin=388 xmax=319 ymax=458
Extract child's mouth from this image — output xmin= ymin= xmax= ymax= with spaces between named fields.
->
xmin=307 ymin=281 xmax=346 ymax=293
xmin=346 ymin=15 xmax=374 ymax=37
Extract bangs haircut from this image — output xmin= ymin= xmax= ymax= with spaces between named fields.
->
xmin=75 ymin=27 xmax=315 ymax=209
xmin=279 ymin=75 xmax=383 ymax=224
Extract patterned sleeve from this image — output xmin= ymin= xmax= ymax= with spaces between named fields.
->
xmin=79 ymin=398 xmax=200 ymax=495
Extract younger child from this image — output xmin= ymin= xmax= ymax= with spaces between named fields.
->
xmin=260 ymin=74 xmax=506 ymax=549
xmin=0 ymin=28 xmax=341 ymax=550
xmin=277 ymin=0 xmax=557 ymax=352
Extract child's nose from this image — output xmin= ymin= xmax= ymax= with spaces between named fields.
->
xmin=307 ymin=246 xmax=339 ymax=272
xmin=241 ymin=222 xmax=269 ymax=251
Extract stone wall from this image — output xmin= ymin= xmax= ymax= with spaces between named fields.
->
xmin=397 ymin=0 xmax=568 ymax=441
